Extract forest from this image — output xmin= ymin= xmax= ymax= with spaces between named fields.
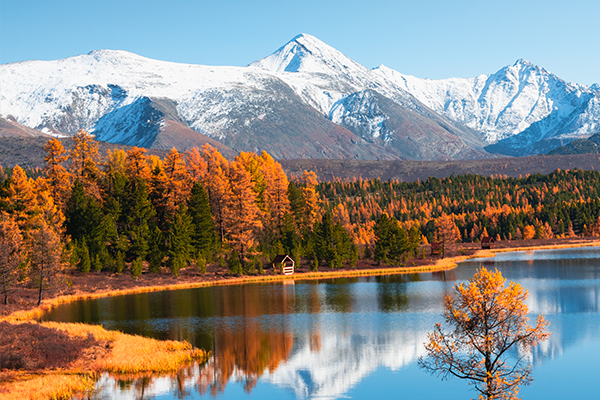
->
xmin=2 ymin=130 xmax=600 ymax=305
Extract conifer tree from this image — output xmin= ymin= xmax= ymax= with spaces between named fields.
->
xmin=223 ymin=161 xmax=262 ymax=269
xmin=187 ymin=182 xmax=217 ymax=260
xmin=42 ymin=138 xmax=70 ymax=209
xmin=435 ymin=214 xmax=461 ymax=258
xmin=315 ymin=212 xmax=352 ymax=268
xmin=374 ymin=213 xmax=394 ymax=264
xmin=185 ymin=147 xmax=207 ymax=182
xmin=0 ymin=213 xmax=23 ymax=305
xmin=147 ymin=225 xmax=165 ymax=273
xmin=300 ymin=171 xmax=319 ymax=233
xmin=167 ymin=204 xmax=194 ymax=277
xmin=130 ymin=257 xmax=144 ymax=279
xmin=125 ymin=147 xmax=152 ymax=183
xmin=125 ymin=178 xmax=156 ymax=261
xmin=5 ymin=165 xmax=37 ymax=231
xmin=201 ymin=144 xmax=229 ymax=243
xmin=69 ymin=129 xmax=102 ymax=199
xmin=28 ymin=216 xmax=66 ymax=305
xmin=161 ymin=148 xmax=191 ymax=223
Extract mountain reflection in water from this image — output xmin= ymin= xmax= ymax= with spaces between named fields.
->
xmin=42 ymin=247 xmax=600 ymax=400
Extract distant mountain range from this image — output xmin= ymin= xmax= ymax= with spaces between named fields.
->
xmin=1 ymin=34 xmax=598 ymax=160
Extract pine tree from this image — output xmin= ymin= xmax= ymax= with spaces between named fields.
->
xmin=0 ymin=213 xmax=23 ymax=305
xmin=125 ymin=179 xmax=155 ymax=261
xmin=130 ymin=257 xmax=144 ymax=279
xmin=167 ymin=204 xmax=194 ymax=277
xmin=315 ymin=212 xmax=352 ymax=268
xmin=75 ymin=239 xmax=91 ymax=273
xmin=374 ymin=213 xmax=394 ymax=264
xmin=227 ymin=249 xmax=243 ymax=275
xmin=187 ymin=182 xmax=217 ymax=260
xmin=147 ymin=225 xmax=165 ymax=273
xmin=300 ymin=171 xmax=319 ymax=233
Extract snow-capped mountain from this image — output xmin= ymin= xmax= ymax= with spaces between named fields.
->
xmin=375 ymin=59 xmax=600 ymax=156
xmin=1 ymin=33 xmax=598 ymax=159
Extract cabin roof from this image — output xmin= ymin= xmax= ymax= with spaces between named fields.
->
xmin=481 ymin=236 xmax=495 ymax=243
xmin=272 ymin=254 xmax=293 ymax=264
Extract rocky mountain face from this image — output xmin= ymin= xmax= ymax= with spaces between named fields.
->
xmin=377 ymin=59 xmax=600 ymax=156
xmin=1 ymin=34 xmax=598 ymax=159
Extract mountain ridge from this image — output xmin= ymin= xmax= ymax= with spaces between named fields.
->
xmin=1 ymin=33 xmax=598 ymax=160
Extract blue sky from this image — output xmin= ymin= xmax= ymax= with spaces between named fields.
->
xmin=2 ymin=0 xmax=599 ymax=85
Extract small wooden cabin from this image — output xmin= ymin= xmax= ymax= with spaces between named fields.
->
xmin=272 ymin=255 xmax=295 ymax=275
xmin=481 ymin=236 xmax=495 ymax=249
xmin=430 ymin=242 xmax=442 ymax=256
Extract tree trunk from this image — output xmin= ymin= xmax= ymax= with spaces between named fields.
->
xmin=37 ymin=259 xmax=44 ymax=306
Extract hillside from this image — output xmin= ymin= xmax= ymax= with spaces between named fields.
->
xmin=280 ymin=154 xmax=600 ymax=182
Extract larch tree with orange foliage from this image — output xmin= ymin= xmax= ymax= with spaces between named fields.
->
xmin=419 ymin=267 xmax=550 ymax=400
xmin=201 ymin=144 xmax=230 ymax=243
xmin=259 ymin=152 xmax=290 ymax=235
xmin=223 ymin=161 xmax=263 ymax=269
xmin=5 ymin=165 xmax=38 ymax=231
xmin=0 ymin=213 xmax=23 ymax=305
xmin=125 ymin=147 xmax=152 ymax=183
xmin=42 ymin=138 xmax=71 ymax=209
xmin=159 ymin=148 xmax=191 ymax=223
xmin=185 ymin=147 xmax=207 ymax=182
xmin=69 ymin=129 xmax=102 ymax=199
xmin=435 ymin=214 xmax=461 ymax=258
xmin=300 ymin=170 xmax=319 ymax=233
xmin=28 ymin=215 xmax=67 ymax=306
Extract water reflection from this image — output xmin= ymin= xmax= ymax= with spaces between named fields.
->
xmin=43 ymin=246 xmax=600 ymax=399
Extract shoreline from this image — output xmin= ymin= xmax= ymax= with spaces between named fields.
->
xmin=2 ymin=239 xmax=599 ymax=399
xmin=8 ymin=239 xmax=600 ymax=322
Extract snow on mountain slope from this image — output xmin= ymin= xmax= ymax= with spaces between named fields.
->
xmin=374 ymin=60 xmax=598 ymax=146
xmin=250 ymin=33 xmax=488 ymax=158
xmin=2 ymin=33 xmax=599 ymax=158
xmin=0 ymin=50 xmax=276 ymax=135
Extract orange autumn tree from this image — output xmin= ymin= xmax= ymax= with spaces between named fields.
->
xmin=42 ymin=138 xmax=71 ymax=209
xmin=223 ymin=161 xmax=263 ymax=270
xmin=419 ymin=267 xmax=550 ymax=400
xmin=69 ymin=129 xmax=103 ymax=200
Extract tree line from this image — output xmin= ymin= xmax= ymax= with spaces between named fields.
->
xmin=2 ymin=131 xmax=600 ymax=305
xmin=0 ymin=131 xmax=359 ymax=304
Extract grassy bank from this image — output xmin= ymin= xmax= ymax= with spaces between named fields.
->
xmin=0 ymin=320 xmax=207 ymax=400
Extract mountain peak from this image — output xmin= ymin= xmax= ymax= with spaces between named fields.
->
xmin=249 ymin=33 xmax=368 ymax=76
xmin=513 ymin=58 xmax=534 ymax=67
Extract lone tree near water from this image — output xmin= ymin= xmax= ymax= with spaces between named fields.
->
xmin=419 ymin=267 xmax=550 ymax=400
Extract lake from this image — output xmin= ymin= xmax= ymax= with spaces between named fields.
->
xmin=42 ymin=246 xmax=600 ymax=399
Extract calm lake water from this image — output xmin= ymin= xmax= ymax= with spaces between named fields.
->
xmin=42 ymin=247 xmax=600 ymax=399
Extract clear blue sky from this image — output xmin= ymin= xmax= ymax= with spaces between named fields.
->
xmin=1 ymin=0 xmax=599 ymax=85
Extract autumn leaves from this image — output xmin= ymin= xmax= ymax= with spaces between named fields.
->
xmin=0 ymin=130 xmax=327 ymax=301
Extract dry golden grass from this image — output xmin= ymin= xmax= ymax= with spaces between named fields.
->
xmin=0 ymin=373 xmax=95 ymax=400
xmin=0 ymin=321 xmax=208 ymax=400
